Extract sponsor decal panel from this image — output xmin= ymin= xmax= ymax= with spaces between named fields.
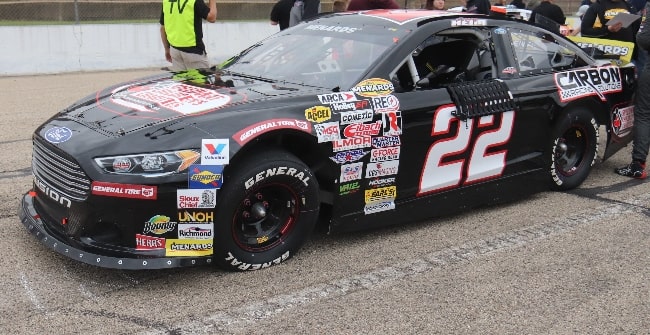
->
xmin=317 ymin=91 xmax=358 ymax=104
xmin=366 ymin=160 xmax=399 ymax=178
xmin=343 ymin=121 xmax=382 ymax=138
xmin=612 ymin=105 xmax=634 ymax=137
xmin=178 ymin=210 xmax=214 ymax=223
xmin=233 ymin=119 xmax=311 ymax=145
xmin=340 ymin=162 xmax=364 ymax=183
xmin=143 ymin=215 xmax=177 ymax=235
xmin=339 ymin=109 xmax=374 ymax=125
xmin=382 ymin=111 xmax=402 ymax=136
xmin=188 ymin=165 xmax=224 ymax=189
xmin=201 ymin=139 xmax=229 ymax=165
xmin=352 ymin=78 xmax=394 ymax=97
xmin=364 ymin=186 xmax=397 ymax=204
xmin=166 ymin=239 xmax=213 ymax=257
xmin=135 ymin=234 xmax=166 ymax=250
xmin=372 ymin=135 xmax=401 ymax=148
xmin=44 ymin=127 xmax=72 ymax=144
xmin=177 ymin=223 xmax=214 ymax=240
xmin=555 ymin=66 xmax=622 ymax=102
xmin=451 ymin=18 xmax=488 ymax=27
xmin=329 ymin=149 xmax=368 ymax=164
xmin=177 ymin=188 xmax=216 ymax=208
xmin=331 ymin=99 xmax=371 ymax=112
xmin=368 ymin=177 xmax=396 ymax=188
xmin=364 ymin=200 xmax=395 ymax=215
xmin=112 ymin=82 xmax=231 ymax=115
xmin=92 ymin=181 xmax=158 ymax=200
xmin=314 ymin=121 xmax=341 ymax=142
xmin=339 ymin=181 xmax=361 ymax=195
xmin=371 ymin=95 xmax=400 ymax=113
xmin=305 ymin=25 xmax=359 ymax=34
xmin=305 ymin=105 xmax=332 ymax=123
xmin=332 ymin=135 xmax=372 ymax=152
xmin=370 ymin=146 xmax=400 ymax=162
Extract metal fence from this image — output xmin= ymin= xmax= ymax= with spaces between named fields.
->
xmin=0 ymin=0 xmax=581 ymax=24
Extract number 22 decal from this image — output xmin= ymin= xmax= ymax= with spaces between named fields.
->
xmin=418 ymin=105 xmax=515 ymax=195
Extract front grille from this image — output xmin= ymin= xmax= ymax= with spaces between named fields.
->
xmin=32 ymin=138 xmax=91 ymax=201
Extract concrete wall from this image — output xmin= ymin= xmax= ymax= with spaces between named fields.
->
xmin=1 ymin=21 xmax=279 ymax=76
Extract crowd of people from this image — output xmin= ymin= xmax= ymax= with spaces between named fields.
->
xmin=158 ymin=0 xmax=650 ymax=179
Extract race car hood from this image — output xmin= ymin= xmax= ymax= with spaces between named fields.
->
xmin=42 ymin=69 xmax=317 ymax=138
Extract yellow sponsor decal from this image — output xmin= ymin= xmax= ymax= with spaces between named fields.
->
xmin=364 ymin=186 xmax=397 ymax=204
xmin=190 ymin=171 xmax=222 ymax=184
xmin=567 ymin=36 xmax=635 ymax=64
xmin=165 ymin=238 xmax=214 ymax=257
xmin=305 ymin=105 xmax=332 ymax=123
xmin=352 ymin=78 xmax=394 ymax=97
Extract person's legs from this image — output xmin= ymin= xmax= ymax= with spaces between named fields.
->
xmin=169 ymin=48 xmax=187 ymax=71
xmin=616 ymin=71 xmax=650 ymax=179
xmin=181 ymin=51 xmax=210 ymax=70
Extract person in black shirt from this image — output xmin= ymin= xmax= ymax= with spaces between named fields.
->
xmin=580 ymin=0 xmax=639 ymax=42
xmin=529 ymin=0 xmax=566 ymax=26
xmin=465 ymin=0 xmax=491 ymax=14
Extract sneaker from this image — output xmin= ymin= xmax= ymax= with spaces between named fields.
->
xmin=615 ymin=161 xmax=648 ymax=179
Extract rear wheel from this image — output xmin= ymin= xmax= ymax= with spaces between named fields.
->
xmin=548 ymin=108 xmax=599 ymax=190
xmin=213 ymin=148 xmax=320 ymax=271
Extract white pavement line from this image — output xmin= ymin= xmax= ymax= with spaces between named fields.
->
xmin=141 ymin=193 xmax=650 ymax=335
xmin=19 ymin=272 xmax=49 ymax=317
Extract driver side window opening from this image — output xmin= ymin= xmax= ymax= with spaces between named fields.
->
xmin=390 ymin=29 xmax=493 ymax=92
xmin=510 ymin=31 xmax=579 ymax=75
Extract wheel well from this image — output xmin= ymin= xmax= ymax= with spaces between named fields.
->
xmin=228 ymin=131 xmax=336 ymax=203
xmin=553 ymin=98 xmax=608 ymax=127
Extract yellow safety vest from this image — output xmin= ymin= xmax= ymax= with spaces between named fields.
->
xmin=163 ymin=0 xmax=197 ymax=48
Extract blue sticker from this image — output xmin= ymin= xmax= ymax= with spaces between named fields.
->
xmin=44 ymin=127 xmax=72 ymax=143
xmin=494 ymin=28 xmax=506 ymax=35
xmin=188 ymin=164 xmax=224 ymax=189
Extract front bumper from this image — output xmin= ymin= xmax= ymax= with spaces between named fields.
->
xmin=19 ymin=192 xmax=212 ymax=270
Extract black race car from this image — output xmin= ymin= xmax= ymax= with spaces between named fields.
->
xmin=19 ymin=9 xmax=636 ymax=271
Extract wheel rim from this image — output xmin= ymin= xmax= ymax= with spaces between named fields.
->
xmin=555 ymin=126 xmax=588 ymax=177
xmin=232 ymin=183 xmax=299 ymax=252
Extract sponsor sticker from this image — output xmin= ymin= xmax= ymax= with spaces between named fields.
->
xmin=135 ymin=234 xmax=166 ymax=250
xmin=305 ymin=105 xmax=332 ymax=123
xmin=343 ymin=121 xmax=382 ymax=138
xmin=340 ymin=162 xmax=364 ymax=183
xmin=177 ymin=223 xmax=214 ymax=240
xmin=381 ymin=111 xmax=402 ymax=136
xmin=331 ymin=99 xmax=371 ymax=112
xmin=365 ymin=160 xmax=399 ymax=178
xmin=143 ymin=215 xmax=176 ymax=235
xmin=44 ymin=127 xmax=73 ymax=144
xmin=352 ymin=78 xmax=394 ymax=97
xmin=554 ymin=66 xmax=622 ymax=102
xmin=188 ymin=164 xmax=224 ymax=189
xmin=368 ymin=176 xmax=396 ymax=188
xmin=332 ymin=135 xmax=372 ymax=152
xmin=178 ymin=210 xmax=214 ymax=223
xmin=339 ymin=181 xmax=361 ymax=195
xmin=451 ymin=18 xmax=488 ymax=27
xmin=201 ymin=139 xmax=229 ymax=165
xmin=612 ymin=105 xmax=634 ymax=137
xmin=165 ymin=239 xmax=213 ymax=257
xmin=92 ymin=181 xmax=157 ymax=200
xmin=372 ymin=135 xmax=401 ymax=148
xmin=317 ymin=91 xmax=358 ymax=104
xmin=364 ymin=186 xmax=397 ymax=204
xmin=330 ymin=149 xmax=368 ymax=164
xmin=371 ymin=95 xmax=400 ymax=113
xmin=314 ymin=121 xmax=341 ymax=142
xmin=339 ymin=109 xmax=375 ymax=125
xmin=364 ymin=200 xmax=395 ymax=215
xmin=370 ymin=146 xmax=400 ymax=162
xmin=177 ymin=189 xmax=216 ymax=208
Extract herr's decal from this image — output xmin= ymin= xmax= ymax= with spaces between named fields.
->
xmin=135 ymin=234 xmax=166 ymax=250
xmin=188 ymin=164 xmax=224 ymax=189
xmin=555 ymin=66 xmax=622 ymax=102
xmin=111 ymin=82 xmax=231 ymax=115
xmin=233 ymin=119 xmax=311 ymax=146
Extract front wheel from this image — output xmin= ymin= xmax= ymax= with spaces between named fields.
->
xmin=548 ymin=108 xmax=599 ymax=190
xmin=213 ymin=148 xmax=320 ymax=271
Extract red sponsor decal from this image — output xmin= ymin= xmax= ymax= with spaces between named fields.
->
xmin=135 ymin=234 xmax=166 ymax=250
xmin=91 ymin=181 xmax=158 ymax=200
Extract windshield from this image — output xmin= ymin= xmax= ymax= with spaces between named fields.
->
xmin=220 ymin=22 xmax=405 ymax=89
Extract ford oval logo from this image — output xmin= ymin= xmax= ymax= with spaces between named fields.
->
xmin=44 ymin=127 xmax=73 ymax=143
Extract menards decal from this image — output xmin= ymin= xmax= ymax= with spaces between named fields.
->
xmin=555 ymin=66 xmax=622 ymax=102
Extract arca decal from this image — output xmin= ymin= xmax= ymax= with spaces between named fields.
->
xmin=418 ymin=105 xmax=515 ymax=196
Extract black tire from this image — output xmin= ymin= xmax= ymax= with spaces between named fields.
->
xmin=213 ymin=148 xmax=320 ymax=271
xmin=548 ymin=108 xmax=599 ymax=190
